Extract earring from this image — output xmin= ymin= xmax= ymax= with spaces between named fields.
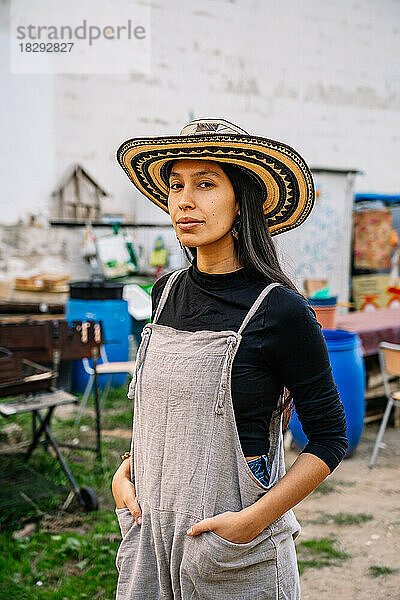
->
xmin=231 ymin=216 xmax=241 ymax=240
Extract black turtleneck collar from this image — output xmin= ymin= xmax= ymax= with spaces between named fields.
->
xmin=189 ymin=256 xmax=252 ymax=290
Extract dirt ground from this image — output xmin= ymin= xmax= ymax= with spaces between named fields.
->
xmin=286 ymin=423 xmax=400 ymax=599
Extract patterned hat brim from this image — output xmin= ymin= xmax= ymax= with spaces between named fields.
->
xmin=116 ymin=133 xmax=315 ymax=236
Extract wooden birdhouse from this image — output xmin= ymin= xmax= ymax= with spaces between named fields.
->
xmin=51 ymin=164 xmax=109 ymax=223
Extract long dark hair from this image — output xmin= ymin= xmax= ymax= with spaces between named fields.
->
xmin=165 ymin=160 xmax=300 ymax=427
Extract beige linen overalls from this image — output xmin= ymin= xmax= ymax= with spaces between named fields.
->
xmin=115 ymin=267 xmax=301 ymax=599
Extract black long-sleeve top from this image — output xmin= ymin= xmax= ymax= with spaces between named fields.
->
xmin=151 ymin=259 xmax=348 ymax=473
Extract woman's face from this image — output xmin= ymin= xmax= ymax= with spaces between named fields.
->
xmin=167 ymin=159 xmax=239 ymax=248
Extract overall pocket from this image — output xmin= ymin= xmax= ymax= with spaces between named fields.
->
xmin=197 ymin=525 xmax=276 ymax=578
xmin=115 ymin=507 xmax=139 ymax=573
xmin=115 ymin=507 xmax=136 ymax=538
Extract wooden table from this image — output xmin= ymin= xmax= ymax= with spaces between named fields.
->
xmin=336 ymin=308 xmax=400 ymax=356
xmin=336 ymin=308 xmax=400 ymax=426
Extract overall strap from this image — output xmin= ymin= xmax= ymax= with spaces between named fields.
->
xmin=152 ymin=267 xmax=188 ymax=324
xmin=237 ymin=282 xmax=282 ymax=336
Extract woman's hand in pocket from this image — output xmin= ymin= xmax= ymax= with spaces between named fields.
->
xmin=111 ymin=459 xmax=142 ymax=525
xmin=186 ymin=510 xmax=261 ymax=544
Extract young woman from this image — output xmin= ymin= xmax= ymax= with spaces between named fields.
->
xmin=112 ymin=118 xmax=348 ymax=599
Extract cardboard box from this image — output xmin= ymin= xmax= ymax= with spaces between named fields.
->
xmin=352 ymin=274 xmax=391 ymax=311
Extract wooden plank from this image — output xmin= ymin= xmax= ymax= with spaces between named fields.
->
xmin=0 ymin=390 xmax=78 ymax=416
xmin=394 ymin=405 xmax=400 ymax=428
xmin=364 ymin=413 xmax=384 ymax=424
xmin=0 ymin=314 xmax=65 ymax=323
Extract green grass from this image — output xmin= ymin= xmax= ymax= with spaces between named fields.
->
xmin=0 ymin=386 xmax=131 ymax=599
xmin=0 ymin=510 xmax=121 ymax=599
xmin=312 ymin=479 xmax=355 ymax=496
xmin=331 ymin=512 xmax=373 ymax=525
xmin=296 ymin=537 xmax=351 ymax=574
xmin=368 ymin=565 xmax=400 ymax=578
xmin=304 ymin=511 xmax=373 ymax=526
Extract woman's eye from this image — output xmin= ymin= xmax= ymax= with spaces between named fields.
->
xmin=170 ymin=181 xmax=213 ymax=190
xmin=198 ymin=181 xmax=214 ymax=188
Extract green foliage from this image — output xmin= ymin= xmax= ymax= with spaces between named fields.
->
xmin=0 ymin=387 xmax=131 ymax=599
xmin=331 ymin=512 xmax=373 ymax=525
xmin=305 ymin=511 xmax=374 ymax=526
xmin=0 ymin=510 xmax=122 ymax=599
xmin=312 ymin=479 xmax=355 ymax=496
xmin=368 ymin=565 xmax=399 ymax=578
xmin=296 ymin=537 xmax=351 ymax=574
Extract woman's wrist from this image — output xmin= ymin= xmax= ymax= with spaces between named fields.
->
xmin=241 ymin=453 xmax=331 ymax=536
xmin=114 ymin=455 xmax=131 ymax=480
xmin=240 ymin=503 xmax=269 ymax=538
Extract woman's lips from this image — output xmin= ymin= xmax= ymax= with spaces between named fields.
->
xmin=177 ymin=221 xmax=204 ymax=231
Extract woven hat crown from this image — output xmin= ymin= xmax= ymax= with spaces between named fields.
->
xmin=180 ymin=119 xmax=249 ymax=137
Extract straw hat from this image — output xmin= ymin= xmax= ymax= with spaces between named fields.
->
xmin=116 ymin=118 xmax=315 ymax=236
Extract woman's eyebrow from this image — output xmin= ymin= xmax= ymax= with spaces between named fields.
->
xmin=169 ymin=170 xmax=222 ymax=179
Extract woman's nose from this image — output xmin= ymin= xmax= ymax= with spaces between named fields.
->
xmin=178 ymin=186 xmax=196 ymax=209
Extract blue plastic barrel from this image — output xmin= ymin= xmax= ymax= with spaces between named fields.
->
xmin=288 ymin=329 xmax=365 ymax=457
xmin=66 ymin=281 xmax=131 ymax=392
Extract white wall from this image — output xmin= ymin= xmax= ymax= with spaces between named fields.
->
xmin=1 ymin=0 xmax=400 ymax=225
xmin=0 ymin=24 xmax=55 ymax=222
xmin=276 ymin=170 xmax=356 ymax=305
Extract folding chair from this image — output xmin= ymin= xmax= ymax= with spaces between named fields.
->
xmin=369 ymin=341 xmax=400 ymax=468
xmin=74 ymin=339 xmax=136 ymax=426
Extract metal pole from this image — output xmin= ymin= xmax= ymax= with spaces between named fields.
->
xmin=92 ymin=347 xmax=102 ymax=462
